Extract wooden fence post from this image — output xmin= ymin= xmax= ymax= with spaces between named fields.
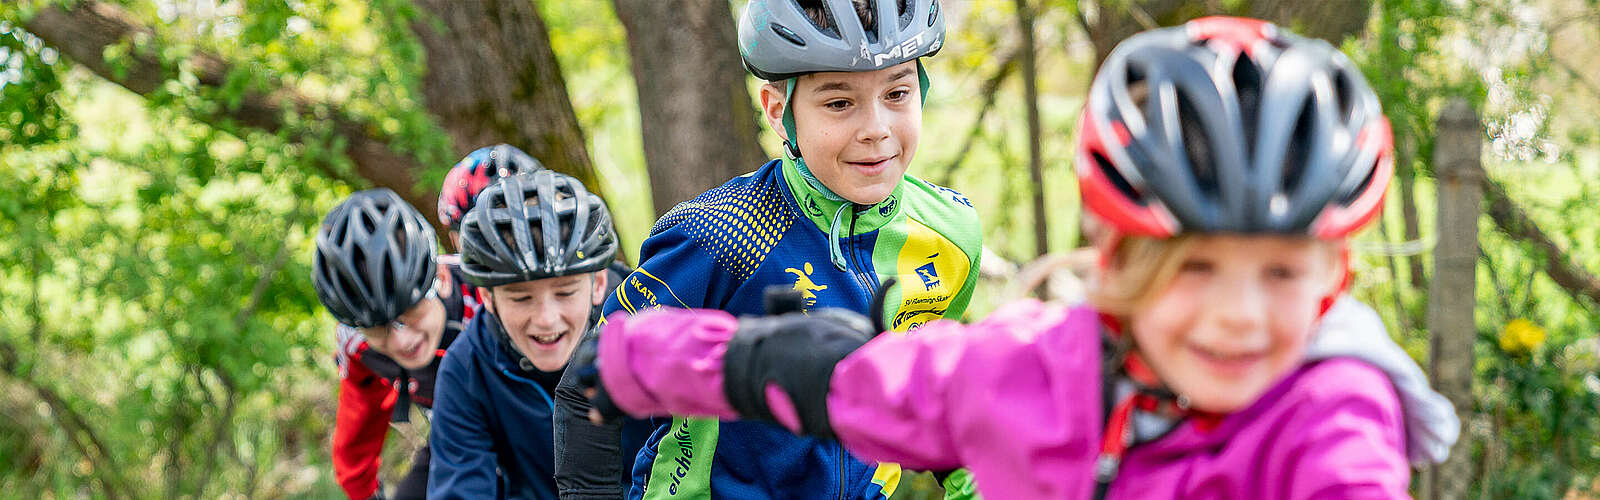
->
xmin=1426 ymin=99 xmax=1483 ymax=500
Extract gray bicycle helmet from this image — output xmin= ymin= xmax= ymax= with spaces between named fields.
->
xmin=459 ymin=170 xmax=618 ymax=287
xmin=1077 ymin=16 xmax=1394 ymax=239
xmin=313 ymin=188 xmax=439 ymax=328
xmin=738 ymin=0 xmax=945 ymax=81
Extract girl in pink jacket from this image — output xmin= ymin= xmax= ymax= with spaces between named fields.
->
xmin=577 ymin=17 xmax=1458 ymax=499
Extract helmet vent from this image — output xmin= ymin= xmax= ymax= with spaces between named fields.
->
xmin=1333 ymin=67 xmax=1357 ymax=123
xmin=771 ymin=23 xmax=807 ymax=46
xmin=1231 ymin=54 xmax=1262 ymax=158
xmin=1339 ymin=156 xmax=1380 ymax=206
xmin=797 ymin=0 xmax=843 ymax=39
xmin=378 ymin=252 xmax=396 ymax=302
xmin=1177 ymin=94 xmax=1220 ymax=200
xmin=927 ymin=0 xmax=939 ymax=27
xmin=360 ymin=213 xmax=377 ymax=235
xmin=897 ymin=0 xmax=913 ymax=30
xmin=1093 ymin=151 xmax=1145 ymax=206
xmin=1281 ymin=99 xmax=1316 ymax=196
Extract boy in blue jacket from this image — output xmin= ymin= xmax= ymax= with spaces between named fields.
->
xmin=427 ymin=169 xmax=620 ymax=499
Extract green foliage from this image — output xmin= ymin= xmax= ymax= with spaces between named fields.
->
xmin=1345 ymin=0 xmax=1600 ymax=497
xmin=3 ymin=0 xmax=1600 ymax=497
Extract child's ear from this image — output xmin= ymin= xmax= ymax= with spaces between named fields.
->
xmin=434 ymin=262 xmax=453 ymax=299
xmin=590 ymin=270 xmax=610 ymax=306
xmin=1316 ymin=241 xmax=1351 ymax=302
xmin=758 ymin=82 xmax=791 ymax=142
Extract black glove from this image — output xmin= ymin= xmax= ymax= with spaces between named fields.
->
xmin=570 ymin=331 xmax=627 ymax=425
xmin=723 ymin=308 xmax=876 ymax=440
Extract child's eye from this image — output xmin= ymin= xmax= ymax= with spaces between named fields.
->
xmin=824 ymin=99 xmax=851 ymax=111
xmin=1178 ymin=260 xmax=1214 ymax=274
xmin=886 ymin=89 xmax=911 ymax=101
xmin=1265 ymin=265 xmax=1300 ymax=281
xmin=555 ymin=290 xmax=578 ymax=298
xmin=509 ymin=295 xmax=534 ymax=303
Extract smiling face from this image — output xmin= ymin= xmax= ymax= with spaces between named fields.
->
xmin=484 ymin=270 xmax=609 ymax=372
xmin=358 ymin=296 xmax=446 ymax=370
xmin=1107 ymin=235 xmax=1343 ymax=413
xmin=761 ymin=61 xmax=922 ymax=205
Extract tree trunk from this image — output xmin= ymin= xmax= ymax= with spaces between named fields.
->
xmin=1398 ymin=135 xmax=1428 ymax=291
xmin=612 ymin=0 xmax=767 ymax=216
xmin=1426 ymin=99 xmax=1482 ymax=500
xmin=1076 ymin=0 xmax=1374 ymax=70
xmin=1016 ymin=0 xmax=1049 ymax=277
xmin=409 ymin=0 xmax=600 ymax=191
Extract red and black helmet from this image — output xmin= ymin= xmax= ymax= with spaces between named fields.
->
xmin=1076 ymin=16 xmax=1393 ymax=240
xmin=438 ymin=144 xmax=545 ymax=229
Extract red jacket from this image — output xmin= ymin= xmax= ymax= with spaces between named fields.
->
xmin=331 ymin=262 xmax=481 ymax=499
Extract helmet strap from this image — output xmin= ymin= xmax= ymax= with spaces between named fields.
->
xmin=1317 ymin=244 xmax=1352 ymax=317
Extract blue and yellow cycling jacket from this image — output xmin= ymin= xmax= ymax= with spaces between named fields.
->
xmin=603 ymin=157 xmax=982 ymax=499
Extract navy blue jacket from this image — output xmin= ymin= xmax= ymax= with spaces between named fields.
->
xmin=427 ymin=311 xmax=560 ymax=499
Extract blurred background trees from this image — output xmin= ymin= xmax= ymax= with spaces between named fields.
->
xmin=0 ymin=0 xmax=1596 ymax=497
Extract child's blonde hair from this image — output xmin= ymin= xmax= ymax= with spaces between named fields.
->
xmin=1087 ymin=235 xmax=1197 ymax=316
xmin=1088 ymin=235 xmax=1345 ymax=317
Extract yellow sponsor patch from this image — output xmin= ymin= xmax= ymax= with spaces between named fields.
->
xmin=872 ymin=462 xmax=903 ymax=497
xmin=891 ymin=219 xmax=970 ymax=331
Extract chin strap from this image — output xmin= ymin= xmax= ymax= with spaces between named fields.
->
xmin=782 ymin=61 xmax=933 ymax=273
xmin=1094 ymin=314 xmax=1223 ymax=498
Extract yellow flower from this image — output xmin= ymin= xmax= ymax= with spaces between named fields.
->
xmin=1499 ymin=318 xmax=1547 ymax=354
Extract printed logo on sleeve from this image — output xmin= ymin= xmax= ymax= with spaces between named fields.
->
xmin=616 ymin=269 xmax=690 ymax=314
xmin=784 ymin=262 xmax=829 ymax=310
xmin=914 ymin=257 xmax=942 ymax=291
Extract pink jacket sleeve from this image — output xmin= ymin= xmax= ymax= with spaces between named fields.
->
xmin=597 ymin=302 xmax=1107 ymax=499
xmin=827 ymin=301 xmax=1106 ymax=498
xmin=597 ymin=310 xmax=740 ymax=420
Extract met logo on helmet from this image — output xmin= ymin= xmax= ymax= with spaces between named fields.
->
xmin=853 ymin=32 xmax=941 ymax=68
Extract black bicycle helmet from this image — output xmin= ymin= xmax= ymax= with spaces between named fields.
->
xmin=313 ymin=188 xmax=439 ymax=328
xmin=459 ymin=170 xmax=618 ymax=287
xmin=738 ymin=0 xmax=945 ymax=81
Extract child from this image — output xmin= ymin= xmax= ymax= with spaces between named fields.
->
xmin=559 ymin=0 xmax=985 ymax=498
xmin=581 ymin=17 xmax=1458 ymax=499
xmin=312 ymin=188 xmax=471 ymax=500
xmin=426 ymin=169 xmax=619 ymax=499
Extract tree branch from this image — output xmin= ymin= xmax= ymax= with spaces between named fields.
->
xmin=192 ymin=370 xmax=238 ymax=497
xmin=1483 ymin=179 xmax=1600 ymax=305
xmin=23 ymin=1 xmax=440 ymax=231
xmin=235 ymin=220 xmax=301 ymax=332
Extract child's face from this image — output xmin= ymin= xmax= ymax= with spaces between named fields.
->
xmin=359 ymin=296 xmax=446 ymax=370
xmin=1121 ymin=235 xmax=1342 ymax=413
xmin=485 ymin=270 xmax=608 ymax=372
xmin=762 ymin=61 xmax=922 ymax=205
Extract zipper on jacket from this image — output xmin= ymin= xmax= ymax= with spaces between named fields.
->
xmin=836 ymin=444 xmax=848 ymax=500
xmin=845 ymin=207 xmax=879 ymax=296
xmin=498 ymin=367 xmax=556 ymax=411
